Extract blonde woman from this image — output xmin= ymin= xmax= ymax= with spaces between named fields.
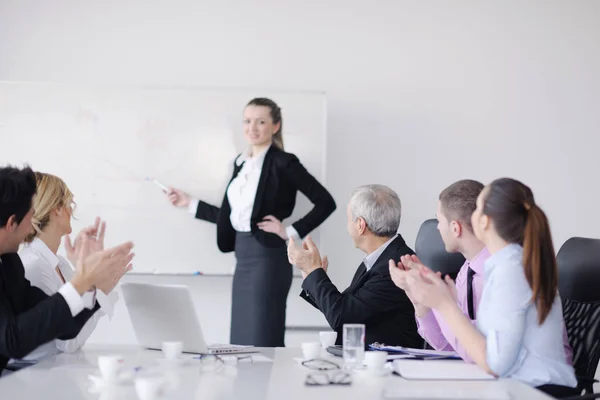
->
xmin=17 ymin=172 xmax=118 ymax=360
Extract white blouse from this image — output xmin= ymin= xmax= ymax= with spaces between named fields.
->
xmin=17 ymin=238 xmax=118 ymax=360
xmin=188 ymin=146 xmax=299 ymax=239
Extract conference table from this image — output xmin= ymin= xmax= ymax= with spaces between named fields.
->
xmin=0 ymin=345 xmax=552 ymax=399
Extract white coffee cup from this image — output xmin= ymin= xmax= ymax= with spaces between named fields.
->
xmin=301 ymin=342 xmax=321 ymax=360
xmin=135 ymin=377 xmax=164 ymax=400
xmin=161 ymin=341 xmax=183 ymax=360
xmin=319 ymin=331 xmax=337 ymax=348
xmin=364 ymin=351 xmax=387 ymax=372
xmin=97 ymin=355 xmax=124 ymax=381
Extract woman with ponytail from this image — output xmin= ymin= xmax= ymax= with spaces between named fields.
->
xmin=168 ymin=98 xmax=336 ymax=347
xmin=403 ymin=178 xmax=577 ymax=395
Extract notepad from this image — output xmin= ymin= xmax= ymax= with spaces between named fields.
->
xmin=393 ymin=360 xmax=496 ymax=380
xmin=382 ymin=387 xmax=511 ymax=399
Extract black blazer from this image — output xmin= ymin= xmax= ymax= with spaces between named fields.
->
xmin=0 ymin=253 xmax=99 ymax=373
xmin=194 ymin=146 xmax=336 ymax=252
xmin=300 ymin=235 xmax=422 ymax=348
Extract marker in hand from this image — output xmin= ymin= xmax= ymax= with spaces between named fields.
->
xmin=146 ymin=177 xmax=171 ymax=194
xmin=149 ymin=180 xmax=190 ymax=208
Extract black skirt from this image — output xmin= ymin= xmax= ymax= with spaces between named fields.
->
xmin=230 ymin=232 xmax=293 ymax=347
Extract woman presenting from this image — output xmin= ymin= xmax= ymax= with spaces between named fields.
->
xmin=168 ymin=97 xmax=336 ymax=347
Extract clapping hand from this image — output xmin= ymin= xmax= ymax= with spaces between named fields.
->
xmin=71 ymin=236 xmax=135 ymax=296
xmin=389 ymin=254 xmax=444 ymax=317
xmin=287 ymin=235 xmax=327 ymax=277
xmin=65 ymin=217 xmax=106 ymax=266
xmin=404 ymin=263 xmax=458 ymax=311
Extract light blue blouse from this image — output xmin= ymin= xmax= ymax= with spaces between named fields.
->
xmin=476 ymin=244 xmax=577 ymax=387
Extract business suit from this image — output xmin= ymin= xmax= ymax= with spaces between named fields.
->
xmin=193 ymin=145 xmax=336 ymax=346
xmin=0 ymin=253 xmax=99 ymax=373
xmin=301 ymin=235 xmax=422 ymax=348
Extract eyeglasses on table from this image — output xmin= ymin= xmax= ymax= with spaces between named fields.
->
xmin=305 ymin=370 xmax=352 ymax=386
xmin=301 ymin=359 xmax=341 ymax=371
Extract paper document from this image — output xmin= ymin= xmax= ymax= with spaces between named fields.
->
xmin=393 ymin=360 xmax=496 ymax=380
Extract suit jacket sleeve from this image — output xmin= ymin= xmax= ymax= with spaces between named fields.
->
xmin=301 ymin=267 xmax=403 ymax=331
xmin=21 ymin=256 xmax=100 ymax=342
xmin=0 ymin=257 xmax=99 ymax=359
xmin=1 ymin=287 xmax=98 ymax=359
xmin=282 ymin=155 xmax=336 ymax=238
xmin=300 ymin=289 xmax=319 ymax=309
xmin=194 ymin=200 xmax=220 ymax=223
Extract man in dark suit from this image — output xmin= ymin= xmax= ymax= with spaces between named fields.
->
xmin=0 ymin=166 xmax=135 ymax=374
xmin=288 ymin=184 xmax=421 ymax=348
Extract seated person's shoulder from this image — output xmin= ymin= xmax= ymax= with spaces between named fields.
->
xmin=371 ymin=241 xmax=414 ymax=276
xmin=17 ymin=248 xmax=51 ymax=284
xmin=18 ymin=247 xmax=39 ymax=267
xmin=0 ymin=253 xmax=30 ymax=285
xmin=389 ymin=242 xmax=415 ymax=262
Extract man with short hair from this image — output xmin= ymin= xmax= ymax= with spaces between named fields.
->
xmin=0 ymin=165 xmax=134 ymax=374
xmin=390 ymin=179 xmax=488 ymax=361
xmin=288 ymin=184 xmax=421 ymax=347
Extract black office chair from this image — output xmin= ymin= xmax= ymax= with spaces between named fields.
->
xmin=414 ymin=219 xmax=465 ymax=280
xmin=556 ymin=237 xmax=600 ymax=399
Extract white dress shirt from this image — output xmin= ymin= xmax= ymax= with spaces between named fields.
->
xmin=16 ymin=238 xmax=118 ymax=360
xmin=363 ymin=235 xmax=397 ymax=271
xmin=477 ymin=243 xmax=577 ymax=387
xmin=188 ymin=146 xmax=300 ymax=240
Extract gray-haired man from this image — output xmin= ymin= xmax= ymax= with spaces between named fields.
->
xmin=288 ymin=184 xmax=421 ymax=347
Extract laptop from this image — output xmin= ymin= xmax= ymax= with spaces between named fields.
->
xmin=121 ymin=282 xmax=258 ymax=355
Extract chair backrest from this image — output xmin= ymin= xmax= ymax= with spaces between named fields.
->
xmin=557 ymin=237 xmax=600 ymax=394
xmin=414 ymin=219 xmax=465 ymax=280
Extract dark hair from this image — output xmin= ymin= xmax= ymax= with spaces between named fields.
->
xmin=482 ymin=177 xmax=557 ymax=324
xmin=0 ymin=165 xmax=37 ymax=228
xmin=246 ymin=98 xmax=284 ymax=150
xmin=439 ymin=179 xmax=484 ymax=232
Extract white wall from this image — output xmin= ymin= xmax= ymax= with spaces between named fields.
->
xmin=1 ymin=0 xmax=600 ymax=344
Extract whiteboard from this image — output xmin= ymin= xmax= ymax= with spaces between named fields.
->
xmin=0 ymin=81 xmax=327 ymax=275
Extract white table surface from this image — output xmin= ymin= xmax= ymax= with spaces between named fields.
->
xmin=0 ymin=345 xmax=552 ymax=399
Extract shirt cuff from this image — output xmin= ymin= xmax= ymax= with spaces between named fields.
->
xmin=415 ymin=309 xmax=437 ymax=337
xmin=58 ymin=282 xmax=85 ymax=317
xmin=96 ymin=289 xmax=118 ymax=319
xmin=285 ymin=225 xmax=300 ymax=241
xmin=187 ymin=198 xmax=200 ymax=215
xmin=415 ymin=309 xmax=436 ymax=327
xmin=81 ymin=290 xmax=97 ymax=310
